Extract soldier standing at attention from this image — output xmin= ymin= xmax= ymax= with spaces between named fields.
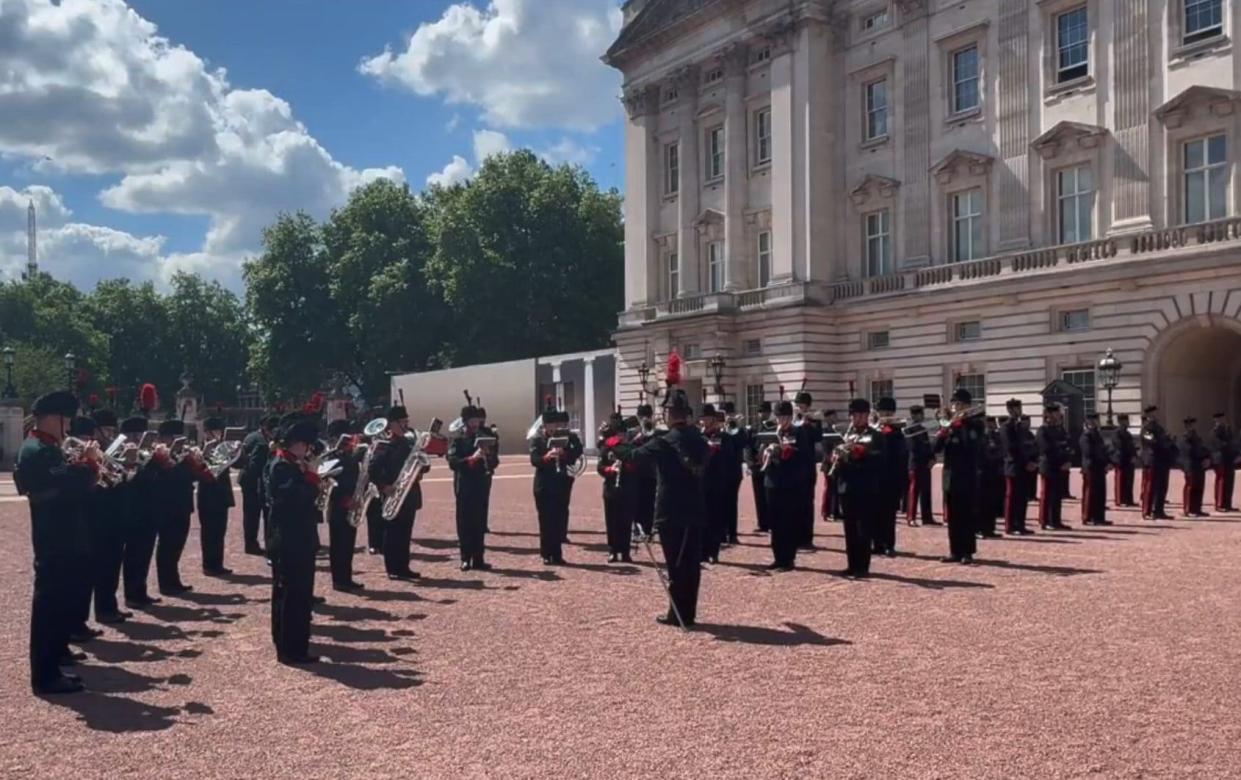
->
xmin=267 ymin=416 xmax=324 ymax=665
xmin=1179 ymin=417 xmax=1211 ymax=518
xmin=447 ymin=403 xmax=499 ymax=571
xmin=871 ymin=397 xmax=903 ymax=556
xmin=1140 ymin=406 xmax=1175 ymax=520
xmin=764 ymin=400 xmax=807 ymax=571
xmin=1001 ymin=401 xmax=1034 ymax=535
xmin=833 ymin=398 xmax=885 ymax=577
xmin=626 ymin=389 xmax=709 ymax=627
xmin=152 ymin=419 xmax=201 ymax=595
xmin=979 ymin=416 xmax=1004 ymax=538
xmin=933 ymin=389 xmax=983 ymax=564
xmin=1037 ymin=404 xmax=1072 ymax=531
xmin=793 ymin=391 xmax=822 ymax=549
xmin=1111 ymin=413 xmax=1138 ymax=507
xmin=1079 ymin=413 xmax=1111 ymax=526
xmin=529 ymin=405 xmax=584 ymax=566
xmin=597 ymin=410 xmax=635 ymax=563
xmin=699 ymin=403 xmax=737 ymax=565
xmin=324 ymin=420 xmax=363 ymax=591
xmin=16 ymin=392 xmax=97 ymax=695
xmin=719 ymin=402 xmax=745 ymax=545
xmin=88 ymin=409 xmax=130 ymax=625
xmin=120 ymin=416 xmax=161 ymax=609
xmin=905 ymin=405 xmax=936 ymax=527
xmin=368 ymin=405 xmax=426 ymax=580
xmin=747 ymin=401 xmax=774 ymax=533
xmin=631 ymin=403 xmax=659 ymax=540
xmin=197 ymin=417 xmax=235 ymax=576
xmin=1210 ymin=413 xmax=1236 ymax=512
xmin=240 ymin=415 xmax=277 ymax=556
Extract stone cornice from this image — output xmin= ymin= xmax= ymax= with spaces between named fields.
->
xmin=931 ymin=149 xmax=994 ymax=184
xmin=1030 ymin=121 xmax=1108 ymax=159
xmin=849 ymin=174 xmax=901 ymax=207
xmin=1154 ymin=85 xmax=1241 ymax=128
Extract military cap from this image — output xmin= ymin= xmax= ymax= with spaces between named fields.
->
xmin=386 ymin=405 xmax=409 ymax=422
xmin=759 ymin=401 xmax=773 ymax=415
xmin=775 ymin=400 xmax=794 ymax=417
xmin=951 ymin=388 xmax=972 ymax=404
xmin=32 ymin=391 xmax=78 ymax=418
xmin=848 ymin=398 xmax=871 ymax=414
xmin=1005 ymin=398 xmax=1023 ymax=409
xmin=875 ymin=396 xmax=896 ymax=413
xmin=636 ymin=403 xmax=654 ymax=418
xmin=698 ymin=403 xmax=717 ymax=419
xmin=120 ymin=416 xmax=149 ymax=435
xmin=68 ymin=416 xmax=96 ymax=437
xmin=202 ymin=416 xmax=225 ymax=432
xmin=158 ymin=419 xmax=184 ymax=437
xmin=282 ymin=419 xmax=320 ymax=446
xmin=794 ymin=391 xmax=812 ymax=406
xmin=91 ymin=409 xmax=119 ymax=428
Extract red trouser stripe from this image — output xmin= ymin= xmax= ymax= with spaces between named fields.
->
xmin=1081 ymin=473 xmax=1091 ymax=522
xmin=1037 ymin=475 xmax=1049 ymax=527
xmin=906 ymin=471 xmax=917 ymax=523
xmin=1141 ymin=469 xmax=1153 ymax=515
xmin=1215 ymin=467 xmax=1227 ymax=509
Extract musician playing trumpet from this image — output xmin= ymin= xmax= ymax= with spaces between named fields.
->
xmin=447 ymin=402 xmax=499 ymax=571
xmin=368 ymin=405 xmax=425 ymax=582
xmin=87 ymin=409 xmax=132 ymax=626
xmin=762 ymin=401 xmax=805 ymax=572
xmin=832 ymin=399 xmax=886 ymax=578
xmin=530 ymin=403 xmax=583 ymax=566
xmin=933 ymin=388 xmax=985 ymax=564
xmin=197 ymin=417 xmax=235 ymax=577
xmin=151 ymin=419 xmax=202 ymax=597
xmin=324 ymin=420 xmax=364 ymax=592
xmin=597 ymin=409 xmax=636 ymax=563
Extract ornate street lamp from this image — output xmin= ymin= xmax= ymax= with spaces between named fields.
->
xmin=2 ymin=346 xmax=16 ymax=400
xmin=708 ymin=353 xmax=726 ymax=401
xmin=637 ymin=359 xmax=652 ymax=404
xmin=1097 ymin=348 xmax=1122 ymax=427
xmin=63 ymin=352 xmax=75 ymax=392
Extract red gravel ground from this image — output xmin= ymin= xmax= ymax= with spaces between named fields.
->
xmin=1 ymin=466 xmax=1239 ymax=779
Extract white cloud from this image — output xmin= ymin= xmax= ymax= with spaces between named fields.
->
xmin=539 ymin=138 xmax=598 ymax=167
xmin=473 ymin=129 xmax=511 ymax=162
xmin=426 ymin=155 xmax=473 ymax=188
xmin=445 ymin=113 xmax=462 ymax=132
xmin=0 ymin=0 xmax=406 ymax=290
xmin=360 ymin=0 xmax=623 ymax=131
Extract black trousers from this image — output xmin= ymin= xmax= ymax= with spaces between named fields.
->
xmin=1216 ymin=466 xmax=1236 ymax=510
xmin=1115 ymin=463 xmax=1136 ymax=506
xmin=366 ymin=499 xmax=386 ymax=552
xmin=872 ymin=488 xmax=897 ymax=553
xmin=634 ymin=478 xmax=656 ymax=536
xmin=534 ymin=490 xmax=570 ymax=561
xmin=703 ymin=490 xmax=728 ymax=561
xmin=155 ymin=511 xmax=191 ymax=591
xmin=1082 ymin=468 xmax=1107 ymax=523
xmin=602 ymin=489 xmax=634 ymax=555
xmin=724 ymin=478 xmax=741 ymax=541
xmin=241 ymin=483 xmax=266 ymax=550
xmin=751 ymin=471 xmax=769 ymax=531
xmin=31 ymin=555 xmax=87 ymax=687
xmin=271 ymin=548 xmax=315 ymax=658
xmin=199 ymin=505 xmax=228 ymax=572
xmin=945 ymin=488 xmax=978 ymax=560
xmin=327 ymin=505 xmax=357 ymax=585
xmin=87 ymin=510 xmax=124 ymax=620
xmin=658 ymin=523 xmax=702 ymax=625
xmin=840 ymin=494 xmax=873 ymax=575
xmin=455 ymin=491 xmax=489 ymax=565
xmin=907 ymin=466 xmax=933 ymax=524
xmin=382 ymin=507 xmax=416 ymax=576
xmin=1038 ymin=474 xmax=1064 ymax=528
xmin=123 ymin=514 xmax=158 ymax=600
xmin=765 ymin=487 xmax=799 ymax=568
xmin=799 ymin=471 xmax=817 ymax=547
xmin=977 ymin=475 xmax=1001 ymax=535
xmin=1004 ymin=476 xmax=1029 ymax=533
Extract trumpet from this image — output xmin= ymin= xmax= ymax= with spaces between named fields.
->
xmin=757 ymin=429 xmax=797 ymax=472
xmin=64 ymin=436 xmax=125 ymax=487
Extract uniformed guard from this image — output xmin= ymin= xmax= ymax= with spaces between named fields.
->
xmin=120 ymin=416 xmax=161 ymax=608
xmin=1111 ymin=413 xmax=1138 ymax=507
xmin=626 ymin=389 xmax=709 ymax=627
xmin=719 ymin=402 xmax=745 ymax=545
xmin=748 ymin=401 xmax=774 ymax=533
xmin=267 ymin=416 xmax=323 ymax=665
xmin=766 ymin=401 xmax=805 ymax=571
xmin=16 ymin=391 xmax=96 ymax=695
xmin=872 ymin=397 xmax=904 ymax=556
xmin=822 ymin=410 xmax=843 ymax=522
xmin=905 ymin=405 xmax=936 ymax=526
xmin=979 ymin=416 xmax=1004 ymax=538
xmin=530 ymin=405 xmax=584 ymax=566
xmin=1037 ymin=404 xmax=1072 ymax=531
xmin=89 ymin=409 xmax=130 ymax=624
xmin=324 ymin=420 xmax=363 ymax=591
xmin=833 ymin=398 xmax=885 ymax=577
xmin=150 ymin=419 xmax=202 ymax=595
xmin=1140 ymin=406 xmax=1175 ymax=520
xmin=368 ymin=405 xmax=426 ymax=580
xmin=1179 ymin=417 xmax=1211 ymax=518
xmin=1210 ymin=412 xmax=1236 ymax=512
xmin=240 ymin=415 xmax=277 ymax=555
xmin=933 ymin=388 xmax=983 ymax=563
xmin=447 ymin=403 xmax=499 ymax=571
xmin=597 ymin=410 xmax=635 ymax=563
xmin=631 ymin=403 xmax=659 ymax=540
xmin=1019 ymin=414 xmax=1038 ymax=509
xmin=197 ymin=416 xmax=235 ymax=576
xmin=1001 ymin=400 xmax=1034 ymax=535
xmin=793 ymin=391 xmax=822 ymax=549
xmin=1079 ymin=413 xmax=1111 ymax=526
xmin=66 ymin=416 xmax=104 ymax=643
xmin=699 ymin=403 xmax=737 ymax=564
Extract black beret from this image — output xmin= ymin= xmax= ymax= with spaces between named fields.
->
xmin=326 ymin=419 xmax=351 ymax=438
xmin=461 ymin=405 xmax=481 ymax=420
xmin=202 ymin=417 xmax=225 ymax=431
xmin=758 ymin=401 xmax=773 ymax=415
xmin=636 ymin=403 xmax=654 ymax=417
xmin=283 ymin=419 xmax=320 ymax=446
xmin=909 ymin=405 xmax=925 ymax=414
xmin=794 ymin=391 xmax=812 ymax=406
xmin=1005 ymin=398 xmax=1022 ymax=409
xmin=698 ymin=403 xmax=717 ymax=418
xmin=775 ymin=401 xmax=794 ymax=416
xmin=91 ymin=409 xmax=118 ymax=428
xmin=158 ymin=419 xmax=184 ymax=436
xmin=951 ymin=388 xmax=972 ymax=404
xmin=848 ymin=398 xmax=871 ymax=414
xmin=387 ymin=405 xmax=409 ymax=422
xmin=119 ymin=416 xmax=148 ymax=434
xmin=876 ymin=396 xmax=896 ymax=413
xmin=68 ymin=416 xmax=96 ymax=437
xmin=32 ymin=391 xmax=78 ymax=418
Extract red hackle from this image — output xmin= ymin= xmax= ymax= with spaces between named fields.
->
xmin=665 ymin=350 xmax=682 ymax=386
xmin=139 ymin=383 xmax=157 ymax=413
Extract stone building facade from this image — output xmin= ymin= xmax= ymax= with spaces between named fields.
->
xmin=605 ymin=0 xmax=1241 ymax=428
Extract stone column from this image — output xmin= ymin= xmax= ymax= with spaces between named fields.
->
xmin=551 ymin=361 xmax=564 ymax=411
xmin=583 ymin=357 xmax=597 ymax=452
xmin=676 ymin=66 xmax=701 ymax=296
xmin=723 ymin=44 xmax=749 ymax=292
xmin=1110 ymin=0 xmax=1154 ymax=233
xmin=0 ymin=400 xmax=23 ymax=471
xmin=622 ymin=85 xmax=661 ymax=305
xmin=898 ymin=2 xmax=931 ymax=266
xmin=767 ymin=24 xmax=797 ymax=284
xmin=996 ymin=0 xmax=1031 ymax=250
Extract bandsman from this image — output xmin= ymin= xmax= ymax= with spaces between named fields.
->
xmin=1037 ymin=404 xmax=1072 ymax=531
xmin=979 ymin=416 xmax=1004 ymax=538
xmin=719 ymin=402 xmax=745 ymax=545
xmin=240 ymin=415 xmax=277 ymax=556
xmin=1079 ymin=413 xmax=1111 ymax=526
xmin=699 ymin=403 xmax=738 ymax=564
xmin=1001 ymin=400 xmax=1035 ymax=535
xmin=597 ymin=410 xmax=635 ymax=563
xmin=1179 ymin=417 xmax=1211 ymax=518
xmin=152 ymin=419 xmax=200 ymax=595
xmin=1111 ymin=413 xmax=1138 ymax=507
xmin=89 ymin=408 xmax=130 ymax=624
xmin=933 ymin=388 xmax=982 ymax=563
xmin=905 ymin=405 xmax=936 ymax=526
xmin=447 ymin=403 xmax=499 ymax=571
xmin=1140 ymin=406 xmax=1175 ymax=520
xmin=121 ymin=416 xmax=161 ymax=608
xmin=767 ymin=401 xmax=806 ymax=571
xmin=747 ymin=401 xmax=774 ymax=533
xmin=631 ymin=403 xmax=659 ymax=539
xmin=197 ymin=417 xmax=235 ymax=576
xmin=794 ymin=390 xmax=822 ymax=549
xmin=324 ymin=420 xmax=363 ymax=591
xmin=66 ymin=416 xmax=104 ymax=643
xmin=1210 ymin=412 xmax=1236 ymax=512
xmin=834 ymin=398 xmax=885 ymax=577
xmin=872 ymin=397 xmax=903 ymax=556
xmin=530 ymin=404 xmax=583 ymax=566
xmin=368 ymin=405 xmax=426 ymax=580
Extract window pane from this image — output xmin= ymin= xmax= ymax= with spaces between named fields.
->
xmin=970 ymin=215 xmax=983 ymax=259
xmin=1209 ymin=167 xmax=1228 ymax=219
xmin=1185 ymin=138 xmax=1204 ymax=170
xmin=1078 ymin=165 xmax=1092 ymax=193
xmin=1078 ymin=190 xmax=1094 ymax=240
xmin=1186 ymin=170 xmax=1206 ymax=223
xmin=1208 ymin=134 xmax=1227 ymax=164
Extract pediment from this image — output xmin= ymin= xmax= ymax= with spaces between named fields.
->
xmin=1030 ymin=121 xmax=1108 ymax=159
xmin=605 ymin=0 xmax=727 ymax=66
xmin=930 ymin=149 xmax=994 ymax=184
xmin=693 ymin=208 xmax=725 ymax=227
xmin=849 ymin=175 xmax=901 ymax=207
xmin=1154 ymin=85 xmax=1241 ymax=128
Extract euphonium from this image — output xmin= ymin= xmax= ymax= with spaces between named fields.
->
xmin=346 ymin=417 xmax=389 ymax=528
xmin=381 ymin=436 xmax=430 ymax=521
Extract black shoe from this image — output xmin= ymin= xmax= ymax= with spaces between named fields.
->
xmin=1154 ymin=513 xmax=1173 ymax=520
xmin=311 ymin=595 xmax=327 ymax=605
xmin=460 ymin=561 xmax=473 ymax=572
xmin=386 ymin=571 xmax=420 ymax=581
xmin=655 ymin=614 xmax=692 ymax=628
xmin=706 ymin=555 xmax=719 ymax=565
xmin=367 ymin=547 xmax=381 ymax=555
xmin=727 ymin=536 xmax=740 ymax=545
xmin=776 ymin=565 xmax=795 ymax=572
xmin=960 ymin=556 xmax=973 ymax=565
xmin=553 ymin=556 xmax=566 ymax=565
xmin=159 ymin=584 xmax=193 ymax=596
xmin=203 ymin=567 xmax=233 ymax=576
xmin=885 ymin=548 xmax=897 ymax=557
xmin=278 ymin=653 xmax=322 ymax=665
xmin=124 ymin=594 xmax=161 ymax=608
xmin=941 ymin=556 xmax=962 ymax=563
xmin=620 ymin=554 xmax=633 ymax=563
xmin=96 ymin=612 xmax=128 ymax=625
xmin=607 ymin=553 xmax=619 ymax=563
xmin=34 ymin=676 xmax=84 ymax=695
xmin=472 ymin=561 xmax=492 ymax=571
xmin=69 ymin=627 xmax=102 ymax=643
xmin=244 ymin=545 xmax=265 ymax=556
xmin=542 ymin=557 xmax=553 ymax=566
xmin=766 ymin=562 xmax=783 ymax=570
xmin=838 ymin=568 xmax=856 ymax=578
xmin=1098 ymin=520 xmax=1114 ymax=526
xmin=332 ymin=582 xmax=361 ymax=593
xmin=924 ymin=520 xmax=943 ymax=526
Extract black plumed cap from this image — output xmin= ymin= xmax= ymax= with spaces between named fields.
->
xmin=636 ymin=403 xmax=654 ymax=417
xmin=775 ymin=401 xmax=794 ymax=417
xmin=202 ymin=416 xmax=225 ymax=431
xmin=91 ymin=409 xmax=118 ymax=428
xmin=32 ymin=391 xmax=78 ymax=418
xmin=386 ymin=405 xmax=408 ymax=422
xmin=951 ymin=388 xmax=972 ymax=404
xmin=875 ymin=396 xmax=896 ymax=413
xmin=848 ymin=398 xmax=871 ymax=414
xmin=68 ymin=416 xmax=96 ymax=437
xmin=119 ymin=416 xmax=148 ymax=434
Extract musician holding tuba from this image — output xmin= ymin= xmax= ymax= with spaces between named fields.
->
xmin=367 ymin=405 xmax=425 ymax=582
xmin=323 ymin=420 xmax=364 ymax=592
xmin=196 ymin=417 xmax=236 ymax=577
xmin=447 ymin=400 xmax=499 ymax=571
xmin=529 ymin=402 xmax=584 ymax=566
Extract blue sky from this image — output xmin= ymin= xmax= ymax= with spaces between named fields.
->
xmin=0 ymin=0 xmax=625 ymax=290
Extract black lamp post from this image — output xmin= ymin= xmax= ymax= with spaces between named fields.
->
xmin=637 ymin=360 xmax=651 ymax=403
xmin=2 ymin=346 xmax=16 ymax=400
xmin=708 ymin=354 xmax=726 ymax=401
xmin=1097 ymin=348 xmax=1122 ymax=427
xmin=63 ymin=352 xmax=75 ymax=392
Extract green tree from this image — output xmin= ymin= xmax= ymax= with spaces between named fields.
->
xmin=85 ymin=278 xmax=174 ymax=412
xmin=164 ymin=272 xmax=249 ymax=409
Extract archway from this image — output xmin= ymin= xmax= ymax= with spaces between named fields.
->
xmin=1150 ymin=319 xmax=1241 ymax=426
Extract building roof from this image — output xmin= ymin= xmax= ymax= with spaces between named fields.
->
xmin=604 ymin=0 xmax=727 ymax=66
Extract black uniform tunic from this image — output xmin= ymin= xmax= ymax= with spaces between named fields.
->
xmin=152 ymin=452 xmax=197 ymax=592
xmin=326 ymin=445 xmax=361 ymax=586
xmin=906 ymin=427 xmax=936 ymax=525
xmin=122 ymin=458 xmax=160 ymax=601
xmin=701 ymin=429 xmax=739 ymax=563
xmin=746 ymin=422 xmax=774 ymax=531
xmin=934 ymin=415 xmax=983 ymax=560
xmin=447 ymin=430 xmax=499 ymax=567
xmin=266 ymin=451 xmax=320 ymax=659
xmin=530 ymin=432 xmax=584 ymax=563
xmin=368 ymin=434 xmax=423 ymax=576
xmin=794 ymin=418 xmax=823 ymax=547
xmin=597 ymin=434 xmax=636 ymax=557
xmin=1079 ymin=426 xmax=1109 ymax=525
xmin=1111 ymin=426 xmax=1137 ymax=507
xmin=239 ymin=430 xmax=271 ymax=552
xmin=1037 ymin=423 xmax=1071 ymax=529
xmin=1179 ymin=429 xmax=1211 ymax=517
xmin=1210 ymin=422 xmax=1236 ymax=510
xmin=630 ymin=422 xmax=660 ymax=536
xmin=764 ymin=427 xmax=807 ymax=569
xmin=1140 ymin=420 xmax=1175 ymax=518
xmin=196 ymin=456 xmax=235 ymax=573
xmin=86 ymin=459 xmax=128 ymax=620
xmin=834 ymin=424 xmax=885 ymax=575
xmin=873 ymin=421 xmax=905 ymax=554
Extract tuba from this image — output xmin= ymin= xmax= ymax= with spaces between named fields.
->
xmin=381 ymin=435 xmax=431 ymax=521
xmin=346 ymin=417 xmax=389 ymax=528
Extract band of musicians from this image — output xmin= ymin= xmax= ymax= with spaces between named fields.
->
xmin=14 ymin=363 xmax=1241 ymax=693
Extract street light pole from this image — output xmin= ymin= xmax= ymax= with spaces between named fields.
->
xmin=2 ymin=346 xmax=16 ymax=400
xmin=63 ymin=352 xmax=75 ymax=393
xmin=708 ymin=354 xmax=726 ymax=403
xmin=1097 ymin=348 xmax=1122 ymax=427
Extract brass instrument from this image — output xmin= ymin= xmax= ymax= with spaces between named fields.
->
xmin=827 ymin=428 xmax=869 ymax=478
xmin=203 ymin=428 xmax=246 ymax=478
xmin=381 ymin=431 xmax=432 ymax=521
xmin=757 ymin=429 xmax=796 ymax=472
xmin=63 ymin=436 xmax=122 ymax=487
xmin=346 ymin=417 xmax=389 ymax=528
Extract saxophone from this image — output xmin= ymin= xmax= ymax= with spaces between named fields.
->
xmin=381 ymin=432 xmax=431 ymax=521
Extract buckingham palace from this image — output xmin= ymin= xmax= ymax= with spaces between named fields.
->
xmin=605 ymin=0 xmax=1241 ymax=426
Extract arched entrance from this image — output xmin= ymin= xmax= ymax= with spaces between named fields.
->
xmin=1147 ymin=317 xmax=1241 ymax=425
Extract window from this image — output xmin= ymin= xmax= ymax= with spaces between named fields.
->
xmin=663 ymin=87 xmax=679 ymax=104
xmin=1055 ymin=7 xmax=1089 ymax=82
xmin=681 ymin=343 xmax=701 ymax=360
xmin=704 ymin=68 xmax=724 ymax=85
xmin=1061 ymin=367 xmax=1097 ymax=415
xmin=867 ymin=331 xmax=891 ymax=350
xmin=1184 ymin=0 xmax=1223 ymax=44
xmin=951 ymin=45 xmax=980 ymax=114
xmin=954 ymin=373 xmax=986 ymax=406
xmin=862 ymin=9 xmax=890 ymax=32
xmin=707 ymin=241 xmax=724 ymax=293
xmin=1061 ymin=308 xmax=1090 ymax=331
xmin=752 ymin=47 xmax=771 ymax=64
xmin=950 ymin=189 xmax=984 ymax=261
xmin=743 ymin=339 xmax=762 ymax=356
xmin=707 ymin=127 xmax=725 ymax=180
xmin=757 ymin=231 xmax=772 ymax=287
xmin=1057 ymin=165 xmax=1094 ymax=243
xmin=755 ymin=108 xmax=772 ymax=165
xmin=954 ymin=320 xmax=982 ymax=342
xmin=1184 ymin=135 xmax=1228 ymax=224
xmin=664 ymin=143 xmax=679 ymax=196
xmin=745 ymin=384 xmax=766 ymax=425
xmin=870 ymin=379 xmax=894 ymax=405
xmin=667 ymin=252 xmax=680 ymax=299
xmin=864 ymin=209 xmax=892 ymax=277
xmin=865 ymin=80 xmax=888 ymax=140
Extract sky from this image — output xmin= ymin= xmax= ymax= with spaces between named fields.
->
xmin=0 ymin=0 xmax=626 ymax=292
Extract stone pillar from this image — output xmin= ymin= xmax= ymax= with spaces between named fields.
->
xmin=551 ymin=361 xmax=564 ymax=411
xmin=996 ymin=0 xmax=1031 ymax=250
xmin=0 ymin=401 xmax=23 ymax=471
xmin=622 ymin=85 xmax=661 ymax=305
xmin=1110 ymin=0 xmax=1154 ymax=233
xmin=583 ymin=357 xmax=597 ymax=452
xmin=723 ymin=44 xmax=749 ymax=292
xmin=899 ymin=2 xmax=931 ymax=265
xmin=675 ymin=66 xmax=701 ymax=296
xmin=768 ymin=24 xmax=797 ymax=284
